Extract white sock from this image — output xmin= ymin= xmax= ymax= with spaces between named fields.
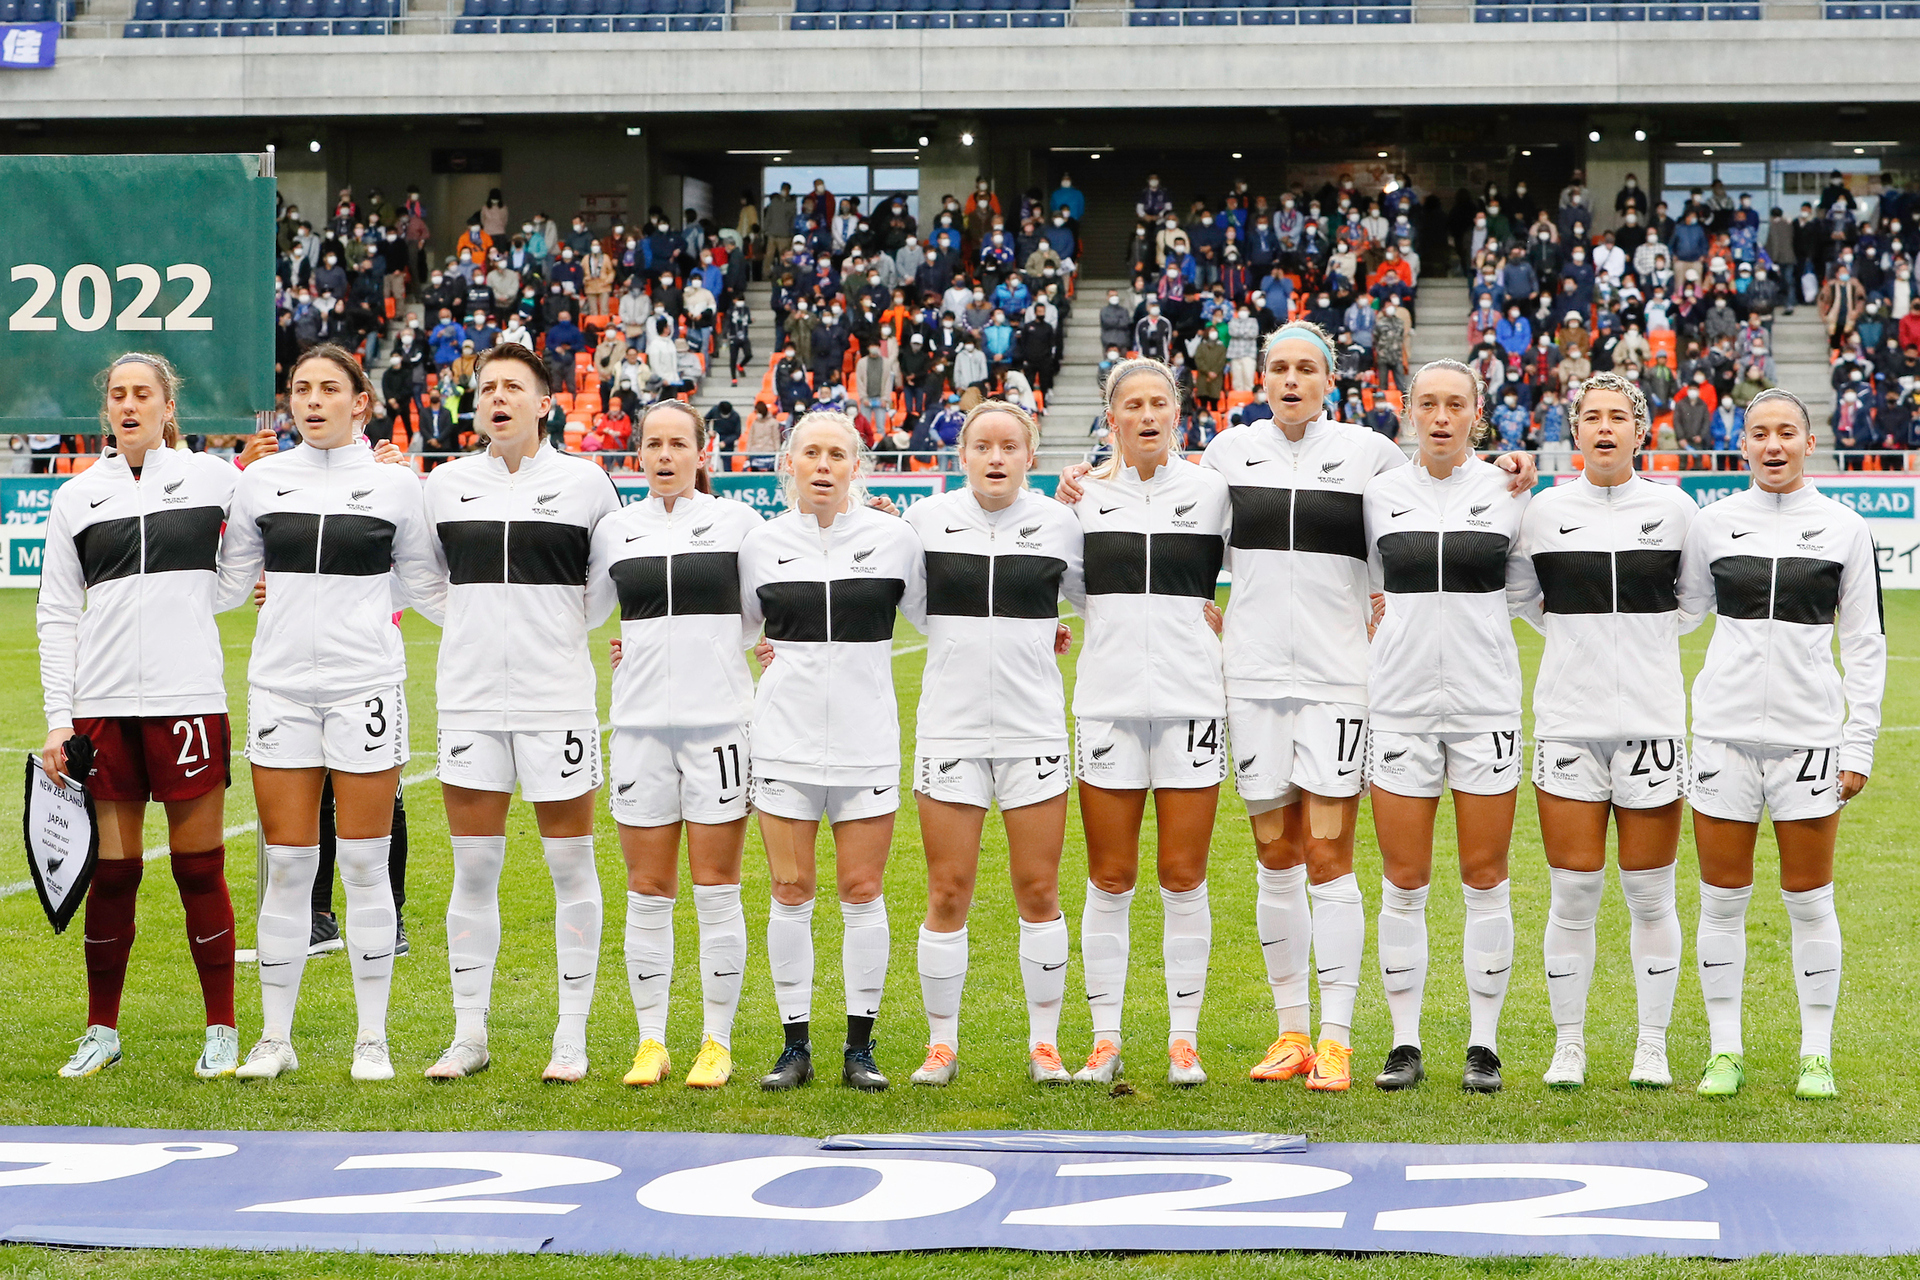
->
xmin=543 ymin=835 xmax=600 ymax=1051
xmin=1255 ymin=862 xmax=1311 ymax=1036
xmin=1618 ymin=864 xmax=1681 ymax=1045
xmin=1308 ymin=873 xmax=1363 ymax=1046
xmin=1378 ymin=878 xmax=1429 ymax=1050
xmin=1782 ymin=883 xmax=1841 ymax=1058
xmin=335 ymin=836 xmax=396 ymax=1043
xmin=1463 ymin=880 xmax=1514 ymax=1054
xmin=446 ymin=835 xmax=506 ymax=1045
xmin=1697 ymin=881 xmax=1752 ymax=1057
xmin=257 ymin=844 xmax=320 ymax=1043
xmin=624 ymin=891 xmax=674 ymax=1044
xmin=1162 ymin=882 xmax=1210 ymax=1048
xmin=1018 ymin=914 xmax=1068 ymax=1050
xmin=1081 ymin=881 xmax=1133 ymax=1047
xmin=767 ymin=897 xmax=816 ymax=1028
xmin=841 ymin=896 xmax=890 ymax=1023
xmin=692 ymin=882 xmax=746 ymax=1050
xmin=1544 ymin=867 xmax=1604 ymax=1050
xmin=917 ymin=923 xmax=967 ymax=1051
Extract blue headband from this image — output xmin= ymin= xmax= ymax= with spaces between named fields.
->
xmin=1271 ymin=325 xmax=1334 ymax=368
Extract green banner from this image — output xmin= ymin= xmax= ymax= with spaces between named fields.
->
xmin=0 ymin=153 xmax=276 ymax=436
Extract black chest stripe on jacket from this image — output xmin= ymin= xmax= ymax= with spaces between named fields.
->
xmin=436 ymin=519 xmax=591 ymax=586
xmin=926 ymin=551 xmax=1066 ymax=619
xmin=1709 ymin=554 xmax=1775 ymax=620
xmin=1084 ymin=530 xmax=1224 ymax=599
xmin=1532 ymin=548 xmax=1681 ymax=615
xmin=1614 ymin=550 xmax=1682 ymax=614
xmin=1228 ymin=487 xmax=1292 ymax=552
xmin=259 ymin=512 xmax=396 ymax=577
xmin=758 ymin=576 xmax=905 ymax=644
xmin=612 ymin=552 xmax=740 ymax=621
xmin=1772 ymin=557 xmax=1843 ymax=626
xmin=1379 ymin=530 xmax=1510 ymax=594
xmin=1227 ymin=487 xmax=1367 ymax=560
xmin=75 ymin=507 xmax=223 ymax=588
xmin=74 ymin=516 xmax=142 ymax=588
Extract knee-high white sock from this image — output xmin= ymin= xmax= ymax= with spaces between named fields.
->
xmin=767 ymin=897 xmax=816 ymax=1028
xmin=841 ymin=896 xmax=890 ymax=1024
xmin=543 ymin=835 xmax=601 ymax=1051
xmin=1255 ymin=862 xmax=1311 ymax=1036
xmin=1018 ymin=914 xmax=1068 ymax=1050
xmin=257 ymin=844 xmax=321 ymax=1042
xmin=1782 ymin=883 xmax=1841 ymax=1058
xmin=1464 ymin=880 xmax=1514 ymax=1053
xmin=1308 ymin=873 xmax=1364 ymax=1046
xmin=1618 ymin=864 xmax=1681 ymax=1045
xmin=692 ymin=882 xmax=746 ymax=1050
xmin=624 ymin=891 xmax=674 ymax=1044
xmin=1697 ymin=881 xmax=1752 ymax=1057
xmin=917 ymin=923 xmax=967 ymax=1051
xmin=447 ymin=835 xmax=506 ymax=1044
xmin=336 ymin=836 xmax=396 ymax=1043
xmin=1378 ymin=879 xmax=1429 ymax=1050
xmin=1162 ymin=882 xmax=1210 ymax=1048
xmin=1081 ymin=882 xmax=1133 ymax=1047
xmin=1544 ymin=867 xmax=1605 ymax=1050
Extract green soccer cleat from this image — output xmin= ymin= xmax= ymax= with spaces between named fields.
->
xmin=1696 ymin=1051 xmax=1745 ymax=1097
xmin=1795 ymin=1054 xmax=1838 ymax=1100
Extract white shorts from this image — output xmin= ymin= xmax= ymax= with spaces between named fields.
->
xmin=1368 ymin=727 xmax=1522 ymax=798
xmin=1228 ymin=697 xmax=1368 ymax=811
xmin=1533 ymin=737 xmax=1687 ymax=809
xmin=752 ymin=776 xmax=900 ymax=824
xmin=245 ymin=685 xmax=407 ymax=773
xmin=1688 ymin=738 xmax=1844 ymax=824
xmin=436 ymin=727 xmax=603 ymax=802
xmin=609 ymin=722 xmax=751 ymax=827
xmin=1075 ymin=716 xmax=1228 ymax=791
xmin=914 ymin=753 xmax=1071 ymax=810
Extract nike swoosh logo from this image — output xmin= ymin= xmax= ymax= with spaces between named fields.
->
xmin=563 ymin=972 xmax=593 ymax=982
xmin=362 ymin=951 xmax=393 ymax=962
xmin=183 ymin=766 xmax=209 ymax=777
xmin=1647 ymin=966 xmax=1677 ymax=975
xmin=1041 ymin=961 xmax=1067 ymax=971
xmin=454 ymin=964 xmax=485 ymax=973
xmin=718 ymin=793 xmax=741 ymax=804
xmin=1098 ymin=506 xmax=1121 ymax=515
xmin=364 ymin=743 xmax=387 ymax=752
xmin=1703 ymin=961 xmax=1733 ymax=968
xmin=1175 ymin=989 xmax=1202 ymax=999
xmin=1547 ymin=970 xmax=1575 ymax=979
xmin=1731 ymin=530 xmax=1754 ymax=539
xmin=194 ymin=929 xmax=230 ymax=945
xmin=873 ymin=786 xmax=893 ymax=795
xmin=1086 ymin=993 xmax=1111 ymax=1002
xmin=711 ymin=970 xmax=741 ymax=978
xmin=634 ymin=972 xmax=666 ymax=981
xmin=1316 ymin=966 xmax=1341 ymax=976
xmin=261 ymin=960 xmax=291 ymax=968
xmin=1261 ymin=938 xmax=1288 ymax=948
xmin=626 ymin=534 xmax=646 ymax=543
xmin=1243 ymin=458 xmax=1272 ymax=467
xmin=944 ymin=526 xmax=969 ymax=534
xmin=1385 ymin=966 xmax=1415 ymax=975
xmin=561 ymin=767 xmax=583 ymax=778
xmin=1037 ymin=771 xmax=1057 ymax=781
xmin=90 ymin=496 xmax=112 ymax=508
xmin=460 ymin=493 xmax=484 ymax=503
xmin=1481 ymin=965 xmax=1512 ymax=976
xmin=1803 ymin=968 xmax=1837 ymax=976
xmin=1811 ymin=786 xmax=1831 ymax=795
xmin=1191 ymin=759 xmax=1215 ymax=768
xmin=1493 ymin=762 xmax=1515 ymax=773
xmin=778 ymin=555 xmax=800 ymax=564
xmin=1559 ymin=525 xmax=1584 ymax=535
xmin=1337 ymin=767 xmax=1356 ymax=776
xmin=277 ymin=488 xmax=300 ymax=496
xmin=1391 ymin=508 xmax=1412 ymax=518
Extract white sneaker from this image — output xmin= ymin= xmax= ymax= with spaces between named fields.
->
xmin=1630 ymin=1039 xmax=1672 ymax=1089
xmin=59 ymin=1026 xmax=122 ymax=1079
xmin=195 ymin=1025 xmax=239 ymax=1079
xmin=1543 ymin=1041 xmax=1587 ymax=1089
xmin=425 ymin=1038 xmax=490 ymax=1081
xmin=235 ymin=1038 xmax=298 ymax=1080
xmin=351 ymin=1039 xmax=394 ymax=1082
xmin=542 ymin=1042 xmax=588 ymax=1083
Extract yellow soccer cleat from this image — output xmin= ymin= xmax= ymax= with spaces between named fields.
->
xmin=622 ymin=1039 xmax=671 ymax=1087
xmin=1304 ymin=1039 xmax=1352 ymax=1092
xmin=685 ymin=1038 xmax=733 ymax=1089
xmin=1249 ymin=1031 xmax=1316 ymax=1082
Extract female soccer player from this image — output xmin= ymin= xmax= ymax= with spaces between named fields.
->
xmin=1511 ymin=372 xmax=1698 ymax=1090
xmin=900 ymin=401 xmax=1085 ymax=1086
xmin=217 ymin=345 xmax=445 ymax=1082
xmin=1070 ymin=358 xmax=1231 ymax=1087
xmin=38 ymin=353 xmax=241 ymax=1079
xmin=586 ymin=400 xmax=761 ymax=1090
xmin=421 ymin=342 xmax=622 ymax=1084
xmin=1678 ymin=389 xmax=1883 ymax=1100
xmin=1363 ymin=359 xmax=1531 ymax=1094
xmin=738 ymin=410 xmax=926 ymax=1092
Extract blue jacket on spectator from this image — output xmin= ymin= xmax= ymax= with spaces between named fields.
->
xmin=696 ymin=264 xmax=724 ymax=296
xmin=1501 ymin=260 xmax=1539 ymax=302
xmin=930 ymin=405 xmax=966 ymax=446
xmin=1044 ymin=223 xmax=1076 ymax=258
xmin=1344 ymin=299 xmax=1376 ymax=349
xmin=1671 ymin=220 xmax=1709 ymax=262
xmin=992 ymin=279 xmax=1031 ymax=315
xmin=1050 ymin=184 xmax=1085 ymax=223
xmin=1493 ymin=401 xmax=1530 ymax=448
xmin=1261 ymin=273 xmax=1294 ymax=319
xmin=1496 ymin=315 xmax=1533 ymax=358
xmin=431 ymin=319 xmax=465 ymax=366
xmin=464 ymin=321 xmax=499 ymax=352
xmin=546 ymin=319 xmax=584 ymax=354
xmin=984 ymin=320 xmax=1013 ymax=360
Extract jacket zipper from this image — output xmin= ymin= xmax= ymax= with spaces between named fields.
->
xmin=986 ymin=518 xmax=997 ymax=746
xmin=1604 ymin=481 xmax=1619 ymax=739
xmin=136 ymin=458 xmax=148 ymax=718
xmin=1143 ymin=478 xmax=1154 ymax=720
xmin=1761 ymin=491 xmax=1779 ymax=736
xmin=1433 ymin=475 xmax=1446 ymax=728
xmin=314 ymin=450 xmax=329 ymax=687
xmin=503 ymin=460 xmax=517 ymax=718
xmin=821 ymin=519 xmax=834 ymax=774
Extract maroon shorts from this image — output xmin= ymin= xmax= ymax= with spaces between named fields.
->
xmin=72 ymin=714 xmax=231 ymax=803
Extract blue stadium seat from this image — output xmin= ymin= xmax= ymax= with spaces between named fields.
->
xmin=541 ymin=0 xmax=566 ymax=16
xmin=162 ymin=0 xmax=186 ymax=15
xmin=319 ymin=0 xmax=342 ymax=15
xmin=1324 ymin=4 xmax=1352 ymax=16
xmin=1532 ymin=4 xmax=1555 ymax=17
xmin=1216 ymin=4 xmax=1241 ymax=22
xmin=1561 ymin=5 xmax=1587 ymax=17
xmin=214 ymin=0 xmax=238 ymax=16
xmin=899 ymin=7 xmax=924 ymax=18
xmin=243 ymin=0 xmax=267 ymax=14
xmin=1614 ymin=3 xmax=1643 ymax=12
xmin=1587 ymin=2 xmax=1612 ymax=13
xmin=349 ymin=0 xmax=371 ymax=14
xmin=1673 ymin=2 xmax=1702 ymax=13
xmin=123 ymin=20 xmax=154 ymax=33
xmin=506 ymin=14 xmax=531 ymax=26
xmin=1856 ymin=2 xmax=1883 ymax=11
xmin=186 ymin=0 xmax=211 ymax=17
xmin=134 ymin=0 xmax=160 ymax=15
xmin=454 ymin=14 xmax=477 ymax=25
xmin=612 ymin=12 xmax=642 ymax=23
xmin=869 ymin=9 xmax=893 ymax=21
xmin=268 ymin=0 xmax=290 ymax=15
xmin=1732 ymin=2 xmax=1758 ymax=12
xmin=218 ymin=18 xmax=245 ymax=30
xmin=570 ymin=0 xmax=593 ymax=12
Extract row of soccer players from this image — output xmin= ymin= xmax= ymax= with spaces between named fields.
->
xmin=37 ymin=329 xmax=1881 ymax=1100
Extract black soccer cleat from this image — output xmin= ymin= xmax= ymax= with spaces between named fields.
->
xmin=759 ymin=1041 xmax=814 ymax=1091
xmin=842 ymin=1040 xmax=890 ymax=1092
xmin=393 ymin=913 xmax=410 ymax=958
xmin=1463 ymin=1044 xmax=1504 ymax=1094
xmin=1375 ymin=1044 xmax=1425 ymax=1091
xmin=308 ymin=911 xmax=343 ymax=956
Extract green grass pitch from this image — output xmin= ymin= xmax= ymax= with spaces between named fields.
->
xmin=0 ymin=588 xmax=1914 ymax=1278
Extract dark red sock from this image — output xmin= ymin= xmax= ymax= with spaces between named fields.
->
xmin=83 ymin=858 xmax=144 ymax=1029
xmin=171 ymin=846 xmax=236 ymax=1029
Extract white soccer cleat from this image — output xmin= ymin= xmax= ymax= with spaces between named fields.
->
xmin=1028 ymin=1043 xmax=1072 ymax=1085
xmin=195 ymin=1025 xmax=240 ymax=1079
xmin=425 ymin=1038 xmax=491 ymax=1081
xmin=543 ymin=1042 xmax=589 ymax=1083
xmin=1629 ymin=1039 xmax=1672 ymax=1089
xmin=351 ymin=1039 xmax=395 ymax=1082
xmin=1543 ymin=1042 xmax=1587 ymax=1089
xmin=909 ymin=1044 xmax=958 ymax=1086
xmin=1072 ymin=1039 xmax=1123 ymax=1085
xmin=1167 ymin=1038 xmax=1208 ymax=1087
xmin=59 ymin=1026 xmax=122 ymax=1079
xmin=235 ymin=1038 xmax=298 ymax=1080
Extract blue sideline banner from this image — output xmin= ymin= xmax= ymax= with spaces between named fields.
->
xmin=0 ymin=24 xmax=56 ymax=69
xmin=0 ymin=1127 xmax=1918 ymax=1259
